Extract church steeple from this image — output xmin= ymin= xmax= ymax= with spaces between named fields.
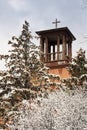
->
xmin=36 ymin=27 xmax=76 ymax=68
xmin=36 ymin=24 xmax=76 ymax=78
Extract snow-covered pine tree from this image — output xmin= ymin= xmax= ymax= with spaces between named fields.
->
xmin=0 ymin=21 xmax=59 ymax=106
xmin=0 ymin=21 xmax=60 ymax=128
xmin=68 ymin=48 xmax=87 ymax=78
xmin=62 ymin=48 xmax=87 ymax=91
xmin=0 ymin=22 xmax=47 ymax=104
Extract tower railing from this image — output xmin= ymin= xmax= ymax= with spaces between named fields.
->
xmin=42 ymin=52 xmax=69 ymax=64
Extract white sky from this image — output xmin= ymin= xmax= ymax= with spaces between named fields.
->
xmin=0 ymin=0 xmax=87 ymax=60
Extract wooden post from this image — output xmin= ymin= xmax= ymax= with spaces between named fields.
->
xmin=40 ymin=37 xmax=44 ymax=61
xmin=68 ymin=41 xmax=72 ymax=60
xmin=45 ymin=37 xmax=48 ymax=62
xmin=62 ymin=35 xmax=66 ymax=60
xmin=48 ymin=43 xmax=51 ymax=61
xmin=57 ymin=36 xmax=60 ymax=60
xmin=53 ymin=45 xmax=55 ymax=60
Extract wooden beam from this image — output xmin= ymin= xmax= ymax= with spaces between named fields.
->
xmin=62 ymin=35 xmax=66 ymax=60
xmin=57 ymin=36 xmax=60 ymax=60
xmin=40 ymin=37 xmax=44 ymax=61
xmin=68 ymin=40 xmax=72 ymax=60
xmin=45 ymin=37 xmax=49 ymax=62
xmin=53 ymin=45 xmax=55 ymax=60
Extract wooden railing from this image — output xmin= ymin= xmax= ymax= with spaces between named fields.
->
xmin=43 ymin=52 xmax=63 ymax=62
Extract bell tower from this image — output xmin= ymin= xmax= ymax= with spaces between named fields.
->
xmin=36 ymin=22 xmax=76 ymax=78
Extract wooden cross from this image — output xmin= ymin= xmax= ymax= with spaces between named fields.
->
xmin=52 ymin=19 xmax=60 ymax=28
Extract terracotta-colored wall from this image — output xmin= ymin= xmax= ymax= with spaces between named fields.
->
xmin=49 ymin=67 xmax=71 ymax=79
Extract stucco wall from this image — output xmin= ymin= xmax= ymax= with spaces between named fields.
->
xmin=49 ymin=67 xmax=71 ymax=79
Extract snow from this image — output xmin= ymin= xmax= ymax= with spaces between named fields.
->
xmin=0 ymin=89 xmax=3 ymax=93
xmin=84 ymin=64 xmax=87 ymax=68
xmin=8 ymin=89 xmax=87 ymax=130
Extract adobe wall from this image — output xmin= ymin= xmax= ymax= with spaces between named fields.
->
xmin=49 ymin=67 xmax=71 ymax=79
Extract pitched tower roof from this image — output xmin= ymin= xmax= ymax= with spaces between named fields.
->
xmin=36 ymin=27 xmax=76 ymax=41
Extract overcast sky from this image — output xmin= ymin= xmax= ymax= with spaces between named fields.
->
xmin=0 ymin=0 xmax=87 ymax=58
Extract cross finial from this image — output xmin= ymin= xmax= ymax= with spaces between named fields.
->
xmin=52 ymin=18 xmax=60 ymax=28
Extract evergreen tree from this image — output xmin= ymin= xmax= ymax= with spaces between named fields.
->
xmin=62 ymin=48 xmax=87 ymax=91
xmin=0 ymin=21 xmax=59 ymax=106
xmin=0 ymin=21 xmax=60 ymax=128
xmin=68 ymin=48 xmax=87 ymax=78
